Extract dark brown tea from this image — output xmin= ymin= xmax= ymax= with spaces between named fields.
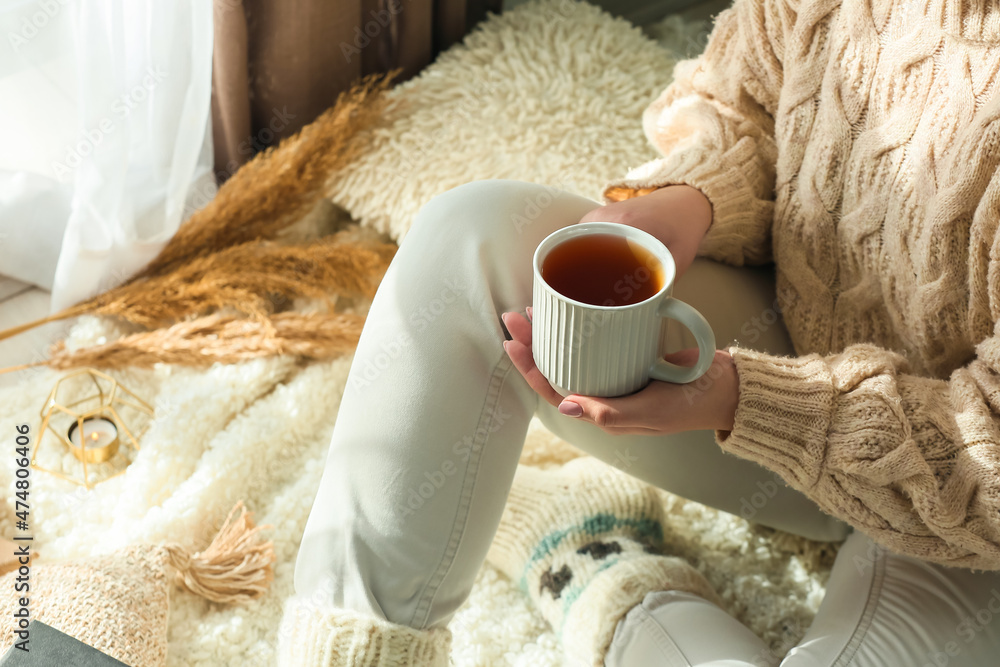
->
xmin=541 ymin=233 xmax=665 ymax=306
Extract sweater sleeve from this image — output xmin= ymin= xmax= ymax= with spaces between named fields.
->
xmin=603 ymin=0 xmax=789 ymax=266
xmin=717 ymin=339 xmax=1000 ymax=569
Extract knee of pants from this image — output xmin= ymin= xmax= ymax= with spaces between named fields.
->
xmin=393 ymin=179 xmax=600 ymax=312
xmin=403 ymin=179 xmax=595 ymax=259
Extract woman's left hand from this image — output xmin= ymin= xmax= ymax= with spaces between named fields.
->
xmin=501 ymin=309 xmax=740 ymax=436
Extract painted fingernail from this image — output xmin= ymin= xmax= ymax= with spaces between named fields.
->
xmin=558 ymin=401 xmax=583 ymax=417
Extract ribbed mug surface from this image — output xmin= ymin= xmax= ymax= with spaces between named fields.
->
xmin=531 ymin=222 xmax=713 ymax=397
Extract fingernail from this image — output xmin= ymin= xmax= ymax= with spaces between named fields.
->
xmin=558 ymin=401 xmax=582 ymax=417
xmin=502 ymin=340 xmax=511 ymax=354
xmin=526 ymin=306 xmax=533 ymax=320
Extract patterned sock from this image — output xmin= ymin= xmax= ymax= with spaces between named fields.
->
xmin=487 ymin=456 xmax=723 ymax=667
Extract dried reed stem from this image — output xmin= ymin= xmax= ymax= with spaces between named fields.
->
xmin=77 ymin=237 xmax=395 ymax=331
xmin=128 ymin=72 xmax=397 ymax=281
xmin=0 ymin=73 xmax=396 ymax=346
xmin=28 ymin=311 xmax=367 ymax=371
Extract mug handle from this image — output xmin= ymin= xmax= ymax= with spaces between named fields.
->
xmin=649 ymin=297 xmax=716 ymax=384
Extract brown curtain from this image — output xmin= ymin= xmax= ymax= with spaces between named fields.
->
xmin=211 ymin=0 xmax=501 ymax=182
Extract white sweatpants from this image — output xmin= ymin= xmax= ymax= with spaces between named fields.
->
xmin=294 ymin=180 xmax=1000 ymax=665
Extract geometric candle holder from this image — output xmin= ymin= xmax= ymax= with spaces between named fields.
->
xmin=31 ymin=368 xmax=154 ymax=489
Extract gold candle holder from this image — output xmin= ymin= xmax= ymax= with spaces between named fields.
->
xmin=32 ymin=368 xmax=154 ymax=489
xmin=66 ymin=415 xmax=120 ymax=464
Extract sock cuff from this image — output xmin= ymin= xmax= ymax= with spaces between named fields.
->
xmin=277 ymin=596 xmax=452 ymax=667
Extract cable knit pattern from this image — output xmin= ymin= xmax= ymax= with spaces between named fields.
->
xmin=604 ymin=0 xmax=1000 ymax=568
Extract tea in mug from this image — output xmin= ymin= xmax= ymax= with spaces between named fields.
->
xmin=540 ymin=233 xmax=665 ymax=307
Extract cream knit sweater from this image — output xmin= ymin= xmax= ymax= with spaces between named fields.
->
xmin=605 ymin=0 xmax=1000 ymax=569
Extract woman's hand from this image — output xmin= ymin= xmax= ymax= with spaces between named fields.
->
xmin=578 ymin=185 xmax=712 ymax=279
xmin=501 ymin=309 xmax=739 ymax=435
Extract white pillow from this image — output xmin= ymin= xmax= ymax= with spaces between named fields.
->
xmin=326 ymin=0 xmax=679 ymax=241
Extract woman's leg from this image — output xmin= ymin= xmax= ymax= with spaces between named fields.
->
xmin=289 ymin=179 xmax=846 ymax=650
xmin=292 ymin=179 xmax=598 ymax=632
xmin=536 ymin=258 xmax=851 ymax=543
xmin=604 ymin=534 xmax=1000 ymax=667
xmin=779 ymin=531 xmax=1000 ymax=666
xmin=605 ymin=590 xmax=777 ymax=667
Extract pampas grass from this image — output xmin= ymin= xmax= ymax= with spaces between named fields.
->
xmin=16 ymin=311 xmax=366 ymax=371
xmin=47 ymin=237 xmax=395 ymax=332
xmin=0 ymin=73 xmax=399 ymax=372
xmin=130 ymin=73 xmax=397 ymax=281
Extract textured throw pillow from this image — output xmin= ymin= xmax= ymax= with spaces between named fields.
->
xmin=325 ymin=0 xmax=679 ymax=241
xmin=0 ymin=502 xmax=273 ymax=667
xmin=0 ymin=545 xmax=172 ymax=666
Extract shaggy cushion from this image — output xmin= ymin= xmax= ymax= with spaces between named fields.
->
xmin=326 ymin=0 xmax=679 ymax=241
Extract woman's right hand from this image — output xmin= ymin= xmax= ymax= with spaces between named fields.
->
xmin=578 ymin=185 xmax=712 ymax=279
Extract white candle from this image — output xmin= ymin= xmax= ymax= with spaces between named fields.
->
xmin=68 ymin=417 xmax=118 ymax=450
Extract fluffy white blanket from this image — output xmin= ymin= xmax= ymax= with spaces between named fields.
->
xmin=0 ymin=2 xmax=839 ymax=665
xmin=0 ymin=314 xmax=835 ymax=666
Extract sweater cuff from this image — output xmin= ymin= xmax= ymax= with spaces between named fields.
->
xmin=715 ymin=346 xmax=837 ymax=492
xmin=278 ymin=596 xmax=452 ymax=667
xmin=602 ymin=141 xmax=773 ymax=264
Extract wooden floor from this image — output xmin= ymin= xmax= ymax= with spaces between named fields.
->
xmin=0 ymin=277 xmax=71 ymax=390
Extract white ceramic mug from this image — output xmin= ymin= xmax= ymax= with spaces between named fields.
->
xmin=531 ymin=222 xmax=716 ymax=397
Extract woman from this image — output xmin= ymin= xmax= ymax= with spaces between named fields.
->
xmin=279 ymin=0 xmax=1000 ymax=664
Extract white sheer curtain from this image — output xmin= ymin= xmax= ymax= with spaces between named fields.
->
xmin=0 ymin=0 xmax=215 ymax=312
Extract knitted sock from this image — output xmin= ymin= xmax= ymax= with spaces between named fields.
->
xmin=487 ymin=456 xmax=723 ymax=667
xmin=277 ymin=595 xmax=451 ymax=667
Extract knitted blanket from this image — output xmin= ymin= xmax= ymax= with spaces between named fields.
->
xmin=0 ymin=2 xmax=838 ymax=664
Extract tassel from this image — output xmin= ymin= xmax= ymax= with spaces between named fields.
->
xmin=163 ymin=501 xmax=276 ymax=604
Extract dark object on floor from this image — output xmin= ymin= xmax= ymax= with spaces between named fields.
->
xmin=0 ymin=621 xmax=128 ymax=667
